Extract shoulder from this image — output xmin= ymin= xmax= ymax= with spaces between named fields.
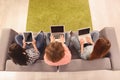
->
xmin=62 ymin=44 xmax=71 ymax=54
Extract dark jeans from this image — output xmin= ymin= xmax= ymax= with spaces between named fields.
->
xmin=15 ymin=32 xmax=46 ymax=54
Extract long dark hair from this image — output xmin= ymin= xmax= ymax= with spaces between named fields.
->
xmin=89 ymin=38 xmax=111 ymax=60
xmin=8 ymin=43 xmax=29 ymax=65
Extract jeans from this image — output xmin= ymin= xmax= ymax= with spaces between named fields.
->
xmin=15 ymin=32 xmax=46 ymax=54
xmin=68 ymin=31 xmax=100 ymax=54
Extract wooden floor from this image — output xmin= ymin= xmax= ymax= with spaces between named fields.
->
xmin=0 ymin=0 xmax=29 ymax=38
xmin=0 ymin=0 xmax=120 ymax=80
xmin=0 ymin=70 xmax=120 ymax=80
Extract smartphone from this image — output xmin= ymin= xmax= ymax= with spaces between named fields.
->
xmin=23 ymin=32 xmax=33 ymax=43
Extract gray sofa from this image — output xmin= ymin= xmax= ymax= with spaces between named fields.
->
xmin=0 ymin=27 xmax=120 ymax=72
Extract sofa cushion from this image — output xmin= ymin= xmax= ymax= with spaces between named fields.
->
xmin=59 ymin=58 xmax=111 ymax=72
xmin=5 ymin=60 xmax=57 ymax=72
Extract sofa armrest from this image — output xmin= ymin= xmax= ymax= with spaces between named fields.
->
xmin=0 ymin=28 xmax=18 ymax=70
xmin=100 ymin=27 xmax=120 ymax=70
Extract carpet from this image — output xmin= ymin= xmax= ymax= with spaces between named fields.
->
xmin=26 ymin=0 xmax=92 ymax=32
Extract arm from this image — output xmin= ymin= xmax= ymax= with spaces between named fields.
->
xmin=80 ymin=39 xmax=85 ymax=54
xmin=22 ymin=39 xmax=39 ymax=53
xmin=32 ymin=39 xmax=39 ymax=53
xmin=22 ymin=39 xmax=26 ymax=49
xmin=50 ymin=34 xmax=55 ymax=42
xmin=59 ymin=35 xmax=65 ymax=44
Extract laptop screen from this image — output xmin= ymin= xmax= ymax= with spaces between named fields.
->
xmin=51 ymin=26 xmax=64 ymax=33
xmin=78 ymin=28 xmax=90 ymax=35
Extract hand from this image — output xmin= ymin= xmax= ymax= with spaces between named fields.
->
xmin=32 ymin=39 xmax=39 ymax=52
xmin=80 ymin=38 xmax=85 ymax=45
xmin=32 ymin=39 xmax=36 ymax=45
xmin=60 ymin=35 xmax=64 ymax=43
xmin=86 ymin=37 xmax=94 ymax=44
xmin=79 ymin=38 xmax=84 ymax=53
xmin=22 ymin=39 xmax=25 ymax=43
xmin=50 ymin=34 xmax=55 ymax=42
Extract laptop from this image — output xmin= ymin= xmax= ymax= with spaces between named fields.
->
xmin=78 ymin=27 xmax=92 ymax=43
xmin=50 ymin=25 xmax=65 ymax=42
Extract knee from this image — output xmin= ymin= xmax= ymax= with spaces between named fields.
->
xmin=91 ymin=31 xmax=100 ymax=38
xmin=92 ymin=31 xmax=99 ymax=35
xmin=71 ymin=36 xmax=78 ymax=42
xmin=15 ymin=34 xmax=23 ymax=39
xmin=37 ymin=33 xmax=45 ymax=39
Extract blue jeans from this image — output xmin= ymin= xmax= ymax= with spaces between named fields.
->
xmin=68 ymin=31 xmax=100 ymax=54
xmin=15 ymin=32 xmax=46 ymax=54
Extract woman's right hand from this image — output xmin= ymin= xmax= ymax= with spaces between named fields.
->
xmin=50 ymin=34 xmax=55 ymax=42
xmin=32 ymin=39 xmax=39 ymax=52
xmin=80 ymin=38 xmax=85 ymax=45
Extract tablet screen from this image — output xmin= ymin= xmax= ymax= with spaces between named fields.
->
xmin=23 ymin=32 xmax=33 ymax=42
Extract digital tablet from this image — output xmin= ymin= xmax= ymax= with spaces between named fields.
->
xmin=23 ymin=32 xmax=33 ymax=43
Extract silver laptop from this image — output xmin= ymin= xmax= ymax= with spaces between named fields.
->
xmin=78 ymin=27 xmax=91 ymax=43
xmin=50 ymin=25 xmax=65 ymax=42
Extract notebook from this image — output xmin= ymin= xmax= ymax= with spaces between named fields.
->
xmin=50 ymin=25 xmax=65 ymax=42
xmin=78 ymin=27 xmax=91 ymax=43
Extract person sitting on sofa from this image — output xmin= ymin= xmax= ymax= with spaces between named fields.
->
xmin=8 ymin=41 xmax=40 ymax=65
xmin=8 ymin=32 xmax=46 ymax=65
xmin=80 ymin=37 xmax=111 ymax=60
xmin=67 ymin=31 xmax=100 ymax=56
xmin=44 ymin=34 xmax=71 ymax=66
xmin=15 ymin=31 xmax=46 ymax=54
xmin=68 ymin=30 xmax=111 ymax=60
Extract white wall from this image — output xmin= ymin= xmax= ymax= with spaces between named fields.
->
xmin=0 ymin=0 xmax=29 ymax=32
xmin=89 ymin=0 xmax=120 ymax=48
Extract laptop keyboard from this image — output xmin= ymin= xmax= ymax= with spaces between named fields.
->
xmin=53 ymin=33 xmax=64 ymax=39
